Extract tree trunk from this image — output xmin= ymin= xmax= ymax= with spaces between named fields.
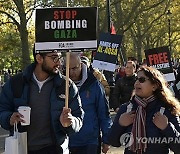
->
xmin=120 ymin=40 xmax=127 ymax=65
xmin=14 ymin=0 xmax=31 ymax=69
xmin=137 ymin=37 xmax=142 ymax=63
xmin=17 ymin=0 xmax=31 ymax=69
xmin=19 ymin=26 xmax=31 ymax=69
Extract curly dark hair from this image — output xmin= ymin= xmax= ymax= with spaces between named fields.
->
xmin=137 ymin=66 xmax=180 ymax=116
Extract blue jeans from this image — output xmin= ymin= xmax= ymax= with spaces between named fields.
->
xmin=70 ymin=144 xmax=98 ymax=154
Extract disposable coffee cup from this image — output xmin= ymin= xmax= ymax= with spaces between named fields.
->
xmin=18 ymin=106 xmax=31 ymax=126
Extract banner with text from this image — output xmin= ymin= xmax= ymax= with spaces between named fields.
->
xmin=92 ymin=33 xmax=122 ymax=72
xmin=145 ymin=46 xmax=175 ymax=82
xmin=35 ymin=7 xmax=97 ymax=52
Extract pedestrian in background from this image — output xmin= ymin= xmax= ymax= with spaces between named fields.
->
xmin=81 ymin=56 xmax=110 ymax=96
xmin=68 ymin=53 xmax=112 ymax=154
xmin=111 ymin=61 xmax=136 ymax=112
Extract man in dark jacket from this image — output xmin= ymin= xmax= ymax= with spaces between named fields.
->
xmin=111 ymin=61 xmax=136 ymax=112
xmin=0 ymin=49 xmax=84 ymax=154
xmin=68 ymin=53 xmax=112 ymax=154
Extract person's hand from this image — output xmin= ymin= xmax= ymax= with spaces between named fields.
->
xmin=10 ymin=112 xmax=24 ymax=126
xmin=102 ymin=143 xmax=110 ymax=153
xmin=153 ymin=112 xmax=168 ymax=130
xmin=60 ymin=107 xmax=73 ymax=127
xmin=119 ymin=111 xmax=135 ymax=127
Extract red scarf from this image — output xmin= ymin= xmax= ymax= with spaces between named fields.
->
xmin=130 ymin=95 xmax=156 ymax=154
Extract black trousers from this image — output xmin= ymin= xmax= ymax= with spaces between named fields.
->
xmin=70 ymin=144 xmax=98 ymax=154
xmin=28 ymin=145 xmax=59 ymax=154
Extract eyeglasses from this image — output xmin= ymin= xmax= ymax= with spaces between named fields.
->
xmin=46 ymin=55 xmax=62 ymax=63
xmin=136 ymin=77 xmax=149 ymax=83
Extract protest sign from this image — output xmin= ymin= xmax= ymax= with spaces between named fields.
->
xmin=35 ymin=7 xmax=97 ymax=52
xmin=145 ymin=46 xmax=175 ymax=82
xmin=92 ymin=33 xmax=122 ymax=72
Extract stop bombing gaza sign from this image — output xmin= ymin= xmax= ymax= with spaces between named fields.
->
xmin=145 ymin=46 xmax=175 ymax=82
xmin=35 ymin=7 xmax=97 ymax=52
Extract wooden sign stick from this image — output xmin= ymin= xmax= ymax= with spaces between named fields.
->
xmin=65 ymin=52 xmax=70 ymax=108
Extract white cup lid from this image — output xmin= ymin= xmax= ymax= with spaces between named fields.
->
xmin=18 ymin=106 xmax=31 ymax=110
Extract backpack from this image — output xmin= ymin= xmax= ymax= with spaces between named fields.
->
xmin=10 ymin=73 xmax=67 ymax=98
xmin=11 ymin=73 xmax=24 ymax=98
xmin=172 ymin=84 xmax=180 ymax=100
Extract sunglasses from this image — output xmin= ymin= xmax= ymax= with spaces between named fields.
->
xmin=136 ymin=77 xmax=149 ymax=83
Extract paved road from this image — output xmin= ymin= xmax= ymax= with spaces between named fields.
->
xmin=0 ymin=126 xmax=174 ymax=154
xmin=107 ymin=147 xmax=124 ymax=154
xmin=0 ymin=126 xmax=8 ymax=153
xmin=0 ymin=125 xmax=124 ymax=154
xmin=0 ymin=112 xmax=173 ymax=154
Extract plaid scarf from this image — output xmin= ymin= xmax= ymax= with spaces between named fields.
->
xmin=130 ymin=95 xmax=156 ymax=154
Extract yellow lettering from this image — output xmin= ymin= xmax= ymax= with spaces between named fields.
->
xmin=97 ymin=46 xmax=103 ymax=53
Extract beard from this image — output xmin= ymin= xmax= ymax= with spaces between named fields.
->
xmin=42 ymin=61 xmax=59 ymax=75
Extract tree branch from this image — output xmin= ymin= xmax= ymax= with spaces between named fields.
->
xmin=0 ymin=21 xmax=15 ymax=25
xmin=123 ymin=0 xmax=144 ymax=26
xmin=26 ymin=0 xmax=37 ymax=22
xmin=142 ymin=14 xmax=164 ymax=37
xmin=0 ymin=10 xmax=20 ymax=28
xmin=0 ymin=0 xmax=7 ymax=3
xmin=142 ymin=0 xmax=169 ymax=12
xmin=123 ymin=14 xmax=139 ymax=33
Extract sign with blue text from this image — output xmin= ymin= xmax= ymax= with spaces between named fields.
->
xmin=35 ymin=7 xmax=97 ymax=52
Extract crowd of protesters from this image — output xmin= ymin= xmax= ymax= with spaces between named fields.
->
xmin=0 ymin=51 xmax=179 ymax=154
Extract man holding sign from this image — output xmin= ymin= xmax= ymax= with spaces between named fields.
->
xmin=0 ymin=49 xmax=84 ymax=154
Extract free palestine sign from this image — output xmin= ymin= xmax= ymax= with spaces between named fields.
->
xmin=145 ymin=46 xmax=175 ymax=82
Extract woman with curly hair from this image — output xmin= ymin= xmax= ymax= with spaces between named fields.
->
xmin=108 ymin=66 xmax=180 ymax=154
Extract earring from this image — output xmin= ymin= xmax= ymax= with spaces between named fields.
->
xmin=153 ymin=87 xmax=157 ymax=92
xmin=152 ymin=87 xmax=155 ymax=92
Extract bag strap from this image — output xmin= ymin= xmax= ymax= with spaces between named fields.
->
xmin=56 ymin=79 xmax=73 ymax=102
xmin=14 ymin=122 xmax=18 ymax=138
xmin=172 ymin=84 xmax=180 ymax=100
xmin=173 ymin=84 xmax=179 ymax=97
xmin=56 ymin=79 xmax=66 ymax=96
xmin=11 ymin=73 xmax=24 ymax=98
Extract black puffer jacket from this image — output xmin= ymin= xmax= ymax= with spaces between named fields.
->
xmin=111 ymin=74 xmax=136 ymax=110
